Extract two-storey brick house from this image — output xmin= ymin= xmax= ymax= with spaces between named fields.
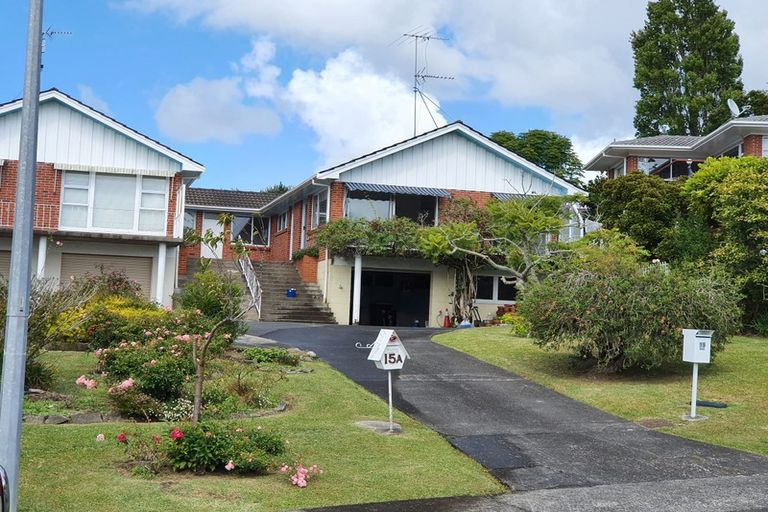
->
xmin=181 ymin=121 xmax=585 ymax=325
xmin=0 ymin=89 xmax=204 ymax=306
xmin=584 ymin=115 xmax=768 ymax=179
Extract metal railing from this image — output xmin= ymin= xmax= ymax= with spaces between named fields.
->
xmin=238 ymin=253 xmax=262 ymax=320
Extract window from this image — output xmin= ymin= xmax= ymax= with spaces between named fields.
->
xmin=232 ymin=215 xmax=269 ymax=246
xmin=61 ymin=171 xmax=167 ymax=233
xmin=395 ymin=194 xmax=436 ymax=225
xmin=184 ymin=210 xmax=196 ymax=235
xmin=312 ymin=191 xmax=327 ymax=228
xmin=722 ymin=144 xmax=742 ymax=157
xmin=346 ymin=190 xmax=391 ymax=220
xmin=763 ymin=137 xmax=768 ymax=157
xmin=277 ymin=211 xmax=289 ymax=231
xmin=474 ymin=275 xmax=517 ymax=303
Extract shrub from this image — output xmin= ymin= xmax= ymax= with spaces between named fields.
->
xmin=164 ymin=422 xmax=285 ymax=474
xmin=243 ymin=347 xmax=301 ymax=366
xmin=107 ymin=387 xmax=163 ymax=421
xmin=518 ymin=252 xmax=742 ymax=371
xmin=177 ymin=269 xmax=245 ymax=322
xmin=497 ymin=313 xmax=529 ymax=337
xmin=219 ymin=366 xmax=284 ymax=409
xmin=291 ymin=246 xmax=319 ymax=261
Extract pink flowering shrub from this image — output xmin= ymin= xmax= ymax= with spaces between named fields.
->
xmin=75 ymin=375 xmax=98 ymax=389
xmin=280 ymin=463 xmax=322 ymax=488
xmin=164 ymin=422 xmax=285 ymax=474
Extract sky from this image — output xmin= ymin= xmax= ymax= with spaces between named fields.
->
xmin=1 ymin=1 xmax=767 ymax=189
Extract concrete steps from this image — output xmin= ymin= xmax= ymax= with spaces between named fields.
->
xmin=252 ymin=261 xmax=337 ymax=324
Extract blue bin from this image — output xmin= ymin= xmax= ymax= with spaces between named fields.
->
xmin=286 ymin=288 xmax=297 ymax=298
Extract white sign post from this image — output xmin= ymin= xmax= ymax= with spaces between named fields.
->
xmin=367 ymin=329 xmax=410 ymax=432
xmin=682 ymin=329 xmax=713 ymax=420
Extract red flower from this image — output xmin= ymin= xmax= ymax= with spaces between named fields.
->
xmin=169 ymin=428 xmax=185 ymax=441
xmin=152 ymin=435 xmax=162 ymax=445
xmin=116 ymin=432 xmax=127 ymax=443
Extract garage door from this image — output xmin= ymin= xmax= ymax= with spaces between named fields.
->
xmin=0 ymin=251 xmax=9 ymax=277
xmin=60 ymin=253 xmax=153 ymax=298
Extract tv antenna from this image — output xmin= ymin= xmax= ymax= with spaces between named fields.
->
xmin=41 ymin=25 xmax=72 ymax=65
xmin=402 ymin=31 xmax=454 ymax=136
xmin=727 ymin=98 xmax=750 ymax=118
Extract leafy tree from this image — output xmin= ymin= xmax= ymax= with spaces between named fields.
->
xmin=518 ymin=239 xmax=741 ymax=372
xmin=741 ymin=89 xmax=768 ymax=117
xmin=261 ymin=182 xmax=291 ymax=194
xmin=586 ymin=173 xmax=685 ymax=257
xmin=631 ymin=0 xmax=744 ymax=136
xmin=684 ymin=156 xmax=768 ymax=326
xmin=490 ymin=129 xmax=584 ymax=185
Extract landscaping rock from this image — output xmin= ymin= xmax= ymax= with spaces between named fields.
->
xmin=44 ymin=415 xmax=69 ymax=425
xmin=305 ymin=350 xmax=317 ymax=359
xmin=285 ymin=367 xmax=312 ymax=374
xmin=23 ymin=415 xmax=46 ymax=424
xmin=273 ymin=402 xmax=288 ymax=412
xmin=70 ymin=412 xmax=104 ymax=424
xmin=101 ymin=412 xmax=124 ymax=422
xmin=25 ymin=390 xmax=67 ymax=402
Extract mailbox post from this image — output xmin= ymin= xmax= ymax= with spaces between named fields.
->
xmin=682 ymin=329 xmax=713 ymax=420
xmin=367 ymin=329 xmax=410 ymax=432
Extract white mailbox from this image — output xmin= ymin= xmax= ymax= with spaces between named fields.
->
xmin=682 ymin=329 xmax=713 ymax=364
xmin=367 ymin=329 xmax=410 ymax=370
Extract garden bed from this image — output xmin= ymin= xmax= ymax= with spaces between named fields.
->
xmin=19 ymin=352 xmax=502 ymax=511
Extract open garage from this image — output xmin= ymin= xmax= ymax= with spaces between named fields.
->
xmin=354 ymin=269 xmax=431 ymax=327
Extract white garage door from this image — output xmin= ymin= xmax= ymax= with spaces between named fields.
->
xmin=0 ymin=251 xmax=9 ymax=277
xmin=60 ymin=253 xmax=153 ymax=298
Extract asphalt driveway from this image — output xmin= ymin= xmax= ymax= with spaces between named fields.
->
xmin=243 ymin=322 xmax=768 ymax=511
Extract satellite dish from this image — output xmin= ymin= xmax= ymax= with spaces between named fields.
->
xmin=727 ymin=98 xmax=742 ymax=118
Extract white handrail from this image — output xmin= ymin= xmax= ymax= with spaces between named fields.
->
xmin=238 ymin=253 xmax=262 ymax=321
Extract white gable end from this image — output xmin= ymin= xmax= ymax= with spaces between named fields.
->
xmin=335 ymin=131 xmax=573 ymax=196
xmin=0 ymin=95 xmax=197 ymax=175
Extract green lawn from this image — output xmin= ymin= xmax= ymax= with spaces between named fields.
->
xmin=434 ymin=328 xmax=768 ymax=457
xmin=20 ymin=352 xmax=503 ymax=512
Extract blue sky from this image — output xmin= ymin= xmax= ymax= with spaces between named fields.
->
xmin=1 ymin=1 xmax=765 ymax=189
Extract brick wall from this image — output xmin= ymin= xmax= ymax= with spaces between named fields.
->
xmin=178 ymin=210 xmax=202 ymax=275
xmin=295 ymin=254 xmax=318 ymax=283
xmin=742 ymin=135 xmax=763 ymax=156
xmin=166 ymin=174 xmax=182 ymax=237
xmin=626 ymin=156 xmax=638 ymax=173
xmin=437 ymin=189 xmax=493 ymax=223
xmin=0 ymin=160 xmax=61 ymax=230
xmin=268 ymin=213 xmax=291 ymax=261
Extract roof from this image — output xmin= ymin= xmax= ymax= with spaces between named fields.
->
xmin=186 ymin=188 xmax=280 ymax=210
xmin=612 ymin=135 xmax=703 ymax=147
xmin=0 ymin=88 xmax=204 ymax=174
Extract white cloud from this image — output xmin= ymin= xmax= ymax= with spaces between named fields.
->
xmin=155 ymin=77 xmax=280 ymax=143
xmin=283 ymin=50 xmax=446 ymax=168
xmin=77 ymin=85 xmax=112 ymax=115
xmin=127 ymin=0 xmax=768 ymax=163
xmin=239 ymin=36 xmax=281 ymax=99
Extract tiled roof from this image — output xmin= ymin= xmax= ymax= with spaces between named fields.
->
xmin=186 ymin=188 xmax=280 ymax=210
xmin=612 ymin=135 xmax=703 ymax=147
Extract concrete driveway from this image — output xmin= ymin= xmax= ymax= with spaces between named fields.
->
xmin=243 ymin=322 xmax=768 ymax=511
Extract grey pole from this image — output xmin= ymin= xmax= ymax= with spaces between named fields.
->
xmin=0 ymin=1 xmax=44 ymax=511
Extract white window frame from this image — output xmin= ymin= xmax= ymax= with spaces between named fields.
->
xmin=762 ymin=136 xmax=768 ymax=158
xmin=474 ymin=274 xmax=517 ymax=304
xmin=277 ymin=210 xmax=289 ymax=232
xmin=311 ymin=191 xmax=328 ymax=228
xmin=59 ymin=171 xmax=168 ymax=235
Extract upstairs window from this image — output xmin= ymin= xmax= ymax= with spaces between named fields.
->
xmin=232 ymin=215 xmax=270 ymax=246
xmin=61 ymin=171 xmax=168 ymax=234
xmin=345 ymin=191 xmax=437 ymax=225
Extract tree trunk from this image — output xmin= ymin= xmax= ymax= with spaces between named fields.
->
xmin=192 ymin=358 xmax=205 ymax=422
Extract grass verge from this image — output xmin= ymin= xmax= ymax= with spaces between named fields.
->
xmin=20 ymin=351 xmax=502 ymax=512
xmin=434 ymin=328 xmax=768 ymax=457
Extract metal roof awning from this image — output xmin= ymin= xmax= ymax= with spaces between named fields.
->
xmin=344 ymin=182 xmax=451 ymax=197
xmin=492 ymin=192 xmax=530 ymax=201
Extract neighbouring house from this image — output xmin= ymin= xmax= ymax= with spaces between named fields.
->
xmin=181 ymin=187 xmax=279 ymax=274
xmin=0 ymin=89 xmax=204 ymax=306
xmin=181 ymin=121 xmax=585 ymax=326
xmin=584 ymin=115 xmax=768 ymax=179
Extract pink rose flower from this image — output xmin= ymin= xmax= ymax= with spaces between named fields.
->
xmin=116 ymin=432 xmax=127 ymax=443
xmin=95 ymin=434 xmax=105 ymax=442
xmin=225 ymin=460 xmax=235 ymax=471
xmin=169 ymin=428 xmax=185 ymax=441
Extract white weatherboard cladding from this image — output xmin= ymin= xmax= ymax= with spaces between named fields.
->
xmin=338 ymin=132 xmax=562 ymax=195
xmin=0 ymin=100 xmax=181 ymax=173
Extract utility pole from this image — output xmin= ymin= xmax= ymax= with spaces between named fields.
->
xmin=0 ymin=1 xmax=44 ymax=511
xmin=403 ymin=32 xmax=452 ymax=136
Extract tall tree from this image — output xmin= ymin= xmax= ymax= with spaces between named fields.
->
xmin=490 ymin=129 xmax=584 ymax=186
xmin=632 ymin=0 xmax=744 ymax=137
